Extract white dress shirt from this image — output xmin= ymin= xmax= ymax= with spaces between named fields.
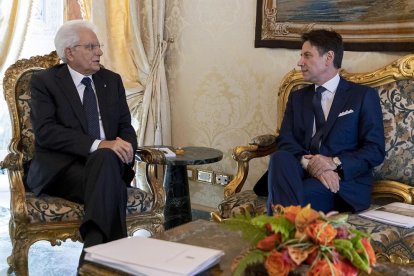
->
xmin=301 ymin=73 xmax=340 ymax=169
xmin=67 ymin=65 xmax=106 ymax=152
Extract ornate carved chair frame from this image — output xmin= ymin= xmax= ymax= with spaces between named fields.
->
xmin=212 ymin=54 xmax=414 ymax=264
xmin=0 ymin=51 xmax=166 ymax=275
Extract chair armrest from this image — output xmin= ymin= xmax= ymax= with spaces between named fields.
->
xmin=224 ymin=134 xmax=278 ymax=199
xmin=1 ymin=152 xmax=29 ymax=223
xmin=373 ymin=180 xmax=414 ymax=204
xmin=135 ymin=148 xmax=167 ymax=165
xmin=135 ymin=148 xmax=168 ymax=212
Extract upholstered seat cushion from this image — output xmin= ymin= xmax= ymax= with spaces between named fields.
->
xmin=218 ymin=190 xmax=414 ymax=261
xmin=218 ymin=190 xmax=265 ymax=218
xmin=26 ymin=187 xmax=154 ymax=223
xmin=347 ymin=212 xmax=414 ymax=261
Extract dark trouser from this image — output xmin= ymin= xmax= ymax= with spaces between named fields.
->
xmin=43 ymin=148 xmax=128 ymax=249
xmin=267 ymin=150 xmax=352 ymax=215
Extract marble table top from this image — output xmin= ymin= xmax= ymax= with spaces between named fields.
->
xmin=164 ymin=146 xmax=223 ymax=166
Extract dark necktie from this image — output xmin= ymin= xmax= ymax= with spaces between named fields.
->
xmin=81 ymin=77 xmax=100 ymax=139
xmin=309 ymin=86 xmax=326 ymax=154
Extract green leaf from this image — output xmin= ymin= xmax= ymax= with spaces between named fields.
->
xmin=251 ymin=215 xmax=295 ymax=241
xmin=351 ymin=238 xmax=370 ymax=272
xmin=222 ymin=215 xmax=268 ymax=245
xmin=334 ymin=238 xmax=370 ymax=273
xmin=233 ymin=249 xmax=266 ymax=276
xmin=334 ymin=239 xmax=355 ymax=261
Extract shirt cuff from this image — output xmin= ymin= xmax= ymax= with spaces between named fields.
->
xmin=300 ymin=156 xmax=309 ymax=170
xmin=90 ymin=140 xmax=101 ymax=153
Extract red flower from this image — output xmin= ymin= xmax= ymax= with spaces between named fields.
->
xmin=257 ymin=233 xmax=281 ymax=251
xmin=307 ymin=259 xmax=339 ymax=276
xmin=304 ymin=249 xmax=318 ymax=265
xmin=335 ymin=259 xmax=358 ymax=276
xmin=361 ymin=237 xmax=376 ymax=266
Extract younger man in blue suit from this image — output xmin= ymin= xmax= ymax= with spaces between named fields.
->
xmin=267 ymin=29 xmax=385 ymax=214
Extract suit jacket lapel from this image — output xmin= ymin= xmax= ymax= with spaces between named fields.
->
xmin=323 ymin=78 xmax=352 ymax=138
xmin=55 ymin=65 xmax=88 ymax=133
xmin=303 ymin=85 xmax=315 ymax=149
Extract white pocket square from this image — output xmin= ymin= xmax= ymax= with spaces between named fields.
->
xmin=338 ymin=109 xmax=354 ymax=117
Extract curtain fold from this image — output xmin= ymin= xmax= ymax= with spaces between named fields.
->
xmin=85 ymin=0 xmax=171 ymax=146
xmin=0 ymin=0 xmax=32 ymax=76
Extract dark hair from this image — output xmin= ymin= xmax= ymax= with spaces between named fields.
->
xmin=301 ymin=29 xmax=343 ymax=69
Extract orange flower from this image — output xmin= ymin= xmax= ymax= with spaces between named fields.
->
xmin=265 ymin=250 xmax=294 ymax=276
xmin=257 ymin=233 xmax=281 ymax=251
xmin=306 ymin=220 xmax=337 ymax=245
xmin=283 ymin=205 xmax=302 ymax=224
xmin=295 ymin=204 xmax=320 ymax=231
xmin=307 ymin=259 xmax=340 ymax=276
xmin=361 ymin=237 xmax=376 ymax=266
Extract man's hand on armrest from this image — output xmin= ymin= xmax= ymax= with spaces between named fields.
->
xmin=98 ymin=137 xmax=133 ymax=164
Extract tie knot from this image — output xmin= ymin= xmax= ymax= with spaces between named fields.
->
xmin=81 ymin=77 xmax=92 ymax=87
xmin=315 ymin=86 xmax=326 ymax=95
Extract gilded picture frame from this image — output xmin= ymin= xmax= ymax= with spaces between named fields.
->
xmin=255 ymin=0 xmax=414 ymax=51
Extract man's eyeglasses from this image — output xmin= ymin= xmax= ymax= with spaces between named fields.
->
xmin=72 ymin=43 xmax=103 ymax=51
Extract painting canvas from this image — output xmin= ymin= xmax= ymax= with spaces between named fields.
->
xmin=255 ymin=0 xmax=414 ymax=51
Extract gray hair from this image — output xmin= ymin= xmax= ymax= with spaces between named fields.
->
xmin=54 ymin=20 xmax=98 ymax=63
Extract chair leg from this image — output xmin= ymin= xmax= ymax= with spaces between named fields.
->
xmin=8 ymin=221 xmax=30 ymax=276
xmin=8 ymin=238 xmax=30 ymax=276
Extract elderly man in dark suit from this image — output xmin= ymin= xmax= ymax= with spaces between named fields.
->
xmin=266 ymin=29 xmax=385 ymax=214
xmin=26 ymin=20 xmax=137 ymax=265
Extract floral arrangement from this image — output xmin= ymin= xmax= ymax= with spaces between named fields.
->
xmin=223 ymin=204 xmax=376 ymax=276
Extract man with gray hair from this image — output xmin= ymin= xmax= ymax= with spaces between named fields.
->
xmin=27 ymin=20 xmax=137 ymax=267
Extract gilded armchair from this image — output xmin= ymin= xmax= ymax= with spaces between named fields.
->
xmin=0 ymin=51 xmax=167 ymax=276
xmin=212 ymin=54 xmax=414 ymax=264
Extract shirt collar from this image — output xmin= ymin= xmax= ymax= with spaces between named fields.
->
xmin=316 ymin=73 xmax=340 ymax=94
xmin=67 ymin=65 xmax=92 ymax=86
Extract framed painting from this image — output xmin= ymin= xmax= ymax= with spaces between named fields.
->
xmin=255 ymin=0 xmax=414 ymax=51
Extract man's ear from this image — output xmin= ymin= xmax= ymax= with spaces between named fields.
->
xmin=64 ymin=47 xmax=73 ymax=62
xmin=325 ymin=50 xmax=335 ymax=65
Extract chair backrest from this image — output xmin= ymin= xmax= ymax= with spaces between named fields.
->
xmin=278 ymin=54 xmax=414 ymax=187
xmin=2 ymin=51 xmax=61 ymax=183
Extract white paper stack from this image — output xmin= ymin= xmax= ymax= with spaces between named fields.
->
xmin=359 ymin=202 xmax=414 ymax=228
xmin=84 ymin=236 xmax=225 ymax=275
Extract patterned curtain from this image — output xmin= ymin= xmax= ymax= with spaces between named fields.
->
xmin=80 ymin=0 xmax=171 ymax=146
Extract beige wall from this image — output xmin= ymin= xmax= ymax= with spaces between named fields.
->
xmin=164 ymin=0 xmax=407 ymax=209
